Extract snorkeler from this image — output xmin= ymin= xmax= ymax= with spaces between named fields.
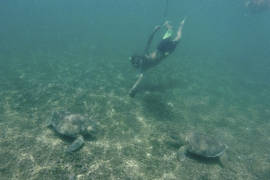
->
xmin=129 ymin=18 xmax=186 ymax=97
xmin=245 ymin=0 xmax=270 ymax=13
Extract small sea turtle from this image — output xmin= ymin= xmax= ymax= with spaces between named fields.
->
xmin=48 ymin=111 xmax=97 ymax=153
xmin=177 ymin=132 xmax=227 ymax=161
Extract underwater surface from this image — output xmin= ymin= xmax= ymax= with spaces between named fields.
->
xmin=0 ymin=0 xmax=270 ymax=179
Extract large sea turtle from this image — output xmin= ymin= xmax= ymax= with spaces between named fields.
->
xmin=48 ymin=111 xmax=97 ymax=153
xmin=176 ymin=132 xmax=227 ymax=161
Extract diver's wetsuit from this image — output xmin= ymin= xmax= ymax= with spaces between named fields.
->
xmin=157 ymin=38 xmax=178 ymax=56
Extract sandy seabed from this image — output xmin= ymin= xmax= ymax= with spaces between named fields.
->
xmin=0 ymin=54 xmax=270 ymax=180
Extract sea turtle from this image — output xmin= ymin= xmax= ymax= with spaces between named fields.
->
xmin=176 ymin=132 xmax=227 ymax=161
xmin=48 ymin=110 xmax=97 ymax=153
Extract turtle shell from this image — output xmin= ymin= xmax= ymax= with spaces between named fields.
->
xmin=51 ymin=111 xmax=87 ymax=138
xmin=186 ymin=132 xmax=226 ymax=158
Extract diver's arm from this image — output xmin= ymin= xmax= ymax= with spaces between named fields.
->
xmin=173 ymin=18 xmax=186 ymax=42
xmin=164 ymin=21 xmax=172 ymax=31
xmin=129 ymin=73 xmax=144 ymax=97
xmin=143 ymin=25 xmax=161 ymax=54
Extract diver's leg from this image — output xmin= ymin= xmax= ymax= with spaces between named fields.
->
xmin=129 ymin=73 xmax=144 ymax=97
xmin=144 ymin=26 xmax=161 ymax=54
xmin=173 ymin=17 xmax=186 ymax=42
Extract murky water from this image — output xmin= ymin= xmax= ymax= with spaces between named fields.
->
xmin=0 ymin=0 xmax=270 ymax=179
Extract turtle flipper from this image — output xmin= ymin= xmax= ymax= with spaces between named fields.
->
xmin=66 ymin=136 xmax=85 ymax=153
xmin=177 ymin=147 xmax=187 ymax=162
xmin=46 ymin=120 xmax=54 ymax=129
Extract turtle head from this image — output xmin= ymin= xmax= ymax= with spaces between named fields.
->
xmin=81 ymin=121 xmax=97 ymax=137
xmin=86 ymin=125 xmax=97 ymax=134
xmin=178 ymin=133 xmax=189 ymax=145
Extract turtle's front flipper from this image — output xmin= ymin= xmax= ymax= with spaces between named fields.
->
xmin=177 ymin=147 xmax=187 ymax=162
xmin=66 ymin=136 xmax=85 ymax=153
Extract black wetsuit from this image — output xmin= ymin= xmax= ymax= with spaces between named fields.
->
xmin=157 ymin=38 xmax=178 ymax=56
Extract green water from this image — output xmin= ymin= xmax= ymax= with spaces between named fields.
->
xmin=0 ymin=0 xmax=270 ymax=179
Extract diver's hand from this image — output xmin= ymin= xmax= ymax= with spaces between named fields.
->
xmin=163 ymin=20 xmax=172 ymax=29
xmin=163 ymin=20 xmax=170 ymax=26
xmin=180 ymin=17 xmax=187 ymax=25
xmin=154 ymin=25 xmax=161 ymax=31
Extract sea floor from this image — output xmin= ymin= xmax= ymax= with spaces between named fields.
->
xmin=0 ymin=52 xmax=270 ymax=180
